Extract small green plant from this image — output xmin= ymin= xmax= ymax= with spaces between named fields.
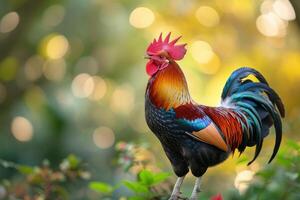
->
xmin=0 ymin=154 xmax=90 ymax=200
xmin=227 ymin=139 xmax=300 ymax=200
xmin=89 ymin=141 xmax=172 ymax=199
xmin=3 ymin=140 xmax=300 ymax=200
xmin=89 ymin=169 xmax=171 ymax=200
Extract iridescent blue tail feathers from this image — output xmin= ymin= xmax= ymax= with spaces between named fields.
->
xmin=221 ymin=67 xmax=285 ymax=165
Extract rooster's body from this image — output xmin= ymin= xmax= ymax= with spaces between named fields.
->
xmin=144 ymin=33 xmax=285 ymax=200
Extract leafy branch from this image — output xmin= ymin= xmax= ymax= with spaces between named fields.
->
xmin=89 ymin=169 xmax=171 ymax=200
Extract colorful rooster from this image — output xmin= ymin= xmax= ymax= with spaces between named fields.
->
xmin=144 ymin=33 xmax=285 ymax=200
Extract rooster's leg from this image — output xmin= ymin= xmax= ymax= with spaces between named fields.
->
xmin=169 ymin=176 xmax=185 ymax=200
xmin=189 ymin=177 xmax=201 ymax=200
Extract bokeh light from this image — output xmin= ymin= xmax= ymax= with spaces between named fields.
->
xmin=110 ymin=84 xmax=135 ymax=114
xmin=0 ymin=12 xmax=19 ymax=33
xmin=260 ymin=0 xmax=274 ymax=14
xmin=129 ymin=7 xmax=155 ymax=28
xmin=195 ymin=6 xmax=220 ymax=27
xmin=92 ymin=126 xmax=115 ymax=149
xmin=11 ymin=116 xmax=33 ymax=142
xmin=71 ymin=73 xmax=94 ymax=98
xmin=198 ymin=54 xmax=220 ymax=75
xmin=256 ymin=12 xmax=286 ymax=37
xmin=256 ymin=0 xmax=295 ymax=38
xmin=88 ymin=76 xmax=107 ymax=101
xmin=24 ymin=55 xmax=44 ymax=81
xmin=42 ymin=34 xmax=69 ymax=59
xmin=190 ymin=41 xmax=214 ymax=64
xmin=234 ymin=170 xmax=255 ymax=194
xmin=43 ymin=59 xmax=66 ymax=82
xmin=273 ymin=0 xmax=295 ymax=21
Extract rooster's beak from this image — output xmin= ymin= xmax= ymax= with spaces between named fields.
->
xmin=144 ymin=55 xmax=151 ymax=59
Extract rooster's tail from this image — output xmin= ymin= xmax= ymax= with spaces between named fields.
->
xmin=221 ymin=67 xmax=285 ymax=165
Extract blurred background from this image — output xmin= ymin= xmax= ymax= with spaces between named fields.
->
xmin=0 ymin=0 xmax=300 ymax=199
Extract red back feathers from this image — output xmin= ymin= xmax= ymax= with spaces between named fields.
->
xmin=147 ymin=32 xmax=187 ymax=60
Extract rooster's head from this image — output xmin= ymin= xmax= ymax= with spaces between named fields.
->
xmin=145 ymin=32 xmax=187 ymax=76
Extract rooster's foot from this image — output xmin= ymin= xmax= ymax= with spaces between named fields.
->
xmin=169 ymin=176 xmax=185 ymax=200
xmin=169 ymin=193 xmax=188 ymax=200
xmin=189 ymin=177 xmax=201 ymax=200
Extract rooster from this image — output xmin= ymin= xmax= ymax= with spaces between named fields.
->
xmin=144 ymin=33 xmax=285 ymax=200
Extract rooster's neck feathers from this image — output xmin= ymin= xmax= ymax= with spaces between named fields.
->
xmin=148 ymin=62 xmax=191 ymax=110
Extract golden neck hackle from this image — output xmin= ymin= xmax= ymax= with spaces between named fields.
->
xmin=148 ymin=62 xmax=191 ymax=110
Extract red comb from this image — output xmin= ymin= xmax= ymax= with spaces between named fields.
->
xmin=147 ymin=32 xmax=187 ymax=60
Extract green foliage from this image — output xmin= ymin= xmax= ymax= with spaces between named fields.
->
xmin=89 ymin=182 xmax=114 ymax=194
xmin=89 ymin=169 xmax=171 ymax=200
xmin=123 ymin=180 xmax=149 ymax=194
xmin=227 ymin=139 xmax=300 ymax=200
xmin=17 ymin=164 xmax=35 ymax=175
xmin=0 ymin=154 xmax=90 ymax=200
xmin=138 ymin=170 xmax=171 ymax=186
xmin=3 ymin=141 xmax=300 ymax=199
xmin=60 ymin=154 xmax=81 ymax=170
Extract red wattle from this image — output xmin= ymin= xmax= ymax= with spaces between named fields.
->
xmin=146 ymin=60 xmax=159 ymax=76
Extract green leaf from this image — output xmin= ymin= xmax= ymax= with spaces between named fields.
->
xmin=139 ymin=170 xmax=154 ymax=186
xmin=287 ymin=140 xmax=300 ymax=152
xmin=256 ymin=169 xmax=275 ymax=180
xmin=152 ymin=172 xmax=171 ymax=185
xmin=67 ymin=154 xmax=80 ymax=169
xmin=128 ymin=196 xmax=145 ymax=200
xmin=138 ymin=169 xmax=171 ymax=186
xmin=277 ymin=154 xmax=292 ymax=167
xmin=236 ymin=156 xmax=248 ymax=165
xmin=17 ymin=165 xmax=34 ymax=175
xmin=89 ymin=181 xmax=113 ymax=194
xmin=123 ymin=181 xmax=149 ymax=194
